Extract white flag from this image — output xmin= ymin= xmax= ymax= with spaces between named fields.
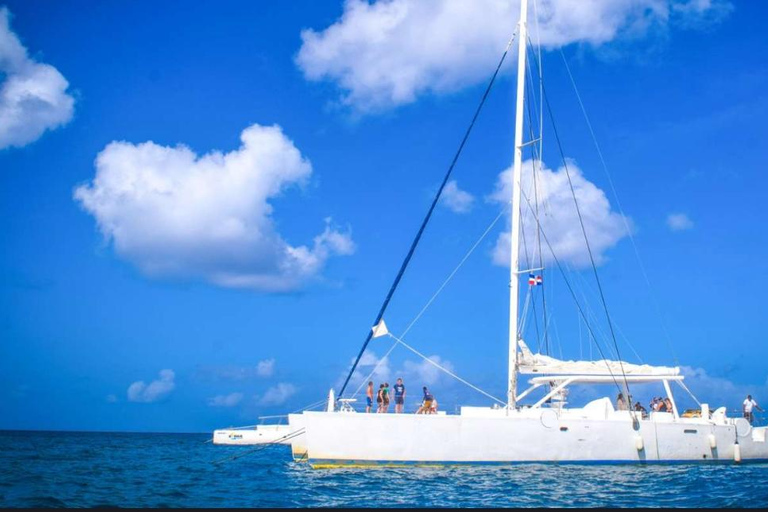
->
xmin=371 ymin=319 xmax=389 ymax=338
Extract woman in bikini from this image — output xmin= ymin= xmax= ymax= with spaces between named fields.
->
xmin=376 ymin=384 xmax=384 ymax=413
xmin=382 ymin=383 xmax=391 ymax=413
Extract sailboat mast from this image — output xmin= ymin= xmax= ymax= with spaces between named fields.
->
xmin=508 ymin=0 xmax=528 ymax=410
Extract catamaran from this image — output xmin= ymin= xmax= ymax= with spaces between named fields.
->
xmin=214 ymin=0 xmax=768 ymax=466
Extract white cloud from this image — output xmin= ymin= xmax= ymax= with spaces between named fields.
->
xmin=258 ymin=383 xmax=297 ymax=406
xmin=296 ymin=0 xmax=731 ymax=112
xmin=667 ymin=212 xmax=693 ymax=231
xmin=403 ymin=355 xmax=455 ymax=386
xmin=256 ymin=358 xmax=275 ymax=377
xmin=679 ymin=366 xmax=768 ymax=412
xmin=358 ymin=350 xmax=392 ymax=381
xmin=341 ymin=350 xmax=455 ymax=391
xmin=197 ymin=361 xmax=277 ymax=381
xmin=0 ymin=7 xmax=74 ymax=149
xmin=207 ymin=392 xmax=244 ymax=407
xmin=672 ymin=0 xmax=733 ymax=28
xmin=440 ymin=180 xmax=475 ymax=214
xmin=490 ymin=159 xmax=630 ymax=268
xmin=74 ymin=124 xmax=355 ymax=292
xmin=127 ymin=369 xmax=175 ymax=403
xmin=335 ymin=349 xmax=393 ymax=393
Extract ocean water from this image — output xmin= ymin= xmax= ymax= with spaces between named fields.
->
xmin=2 ymin=430 xmax=768 ymax=508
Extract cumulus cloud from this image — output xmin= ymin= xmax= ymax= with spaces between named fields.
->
xmin=74 ymin=124 xmax=355 ymax=292
xmin=194 ymin=360 xmax=278 ymax=381
xmin=258 ymin=383 xmax=297 ymax=406
xmin=256 ymin=358 xmax=275 ymax=377
xmin=403 ymin=355 xmax=455 ymax=386
xmin=127 ymin=369 xmax=175 ymax=403
xmin=337 ymin=349 xmax=392 ymax=392
xmin=679 ymin=366 xmax=768 ymax=412
xmin=672 ymin=0 xmax=733 ymax=28
xmin=296 ymin=0 xmax=731 ymax=112
xmin=490 ymin=159 xmax=630 ymax=268
xmin=357 ymin=350 xmax=392 ymax=381
xmin=341 ymin=348 xmax=458 ymax=393
xmin=0 ymin=7 xmax=74 ymax=149
xmin=440 ymin=180 xmax=475 ymax=214
xmin=667 ymin=212 xmax=693 ymax=231
xmin=208 ymin=392 xmax=244 ymax=407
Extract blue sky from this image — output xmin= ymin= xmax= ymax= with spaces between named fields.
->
xmin=1 ymin=0 xmax=767 ymax=433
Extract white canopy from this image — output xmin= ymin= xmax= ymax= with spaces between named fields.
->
xmin=517 ymin=339 xmax=679 ymax=377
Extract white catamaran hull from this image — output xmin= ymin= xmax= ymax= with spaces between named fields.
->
xmin=213 ymin=424 xmax=296 ymax=446
xmin=288 ymin=413 xmax=307 ymax=460
xmin=299 ymin=408 xmax=768 ymax=467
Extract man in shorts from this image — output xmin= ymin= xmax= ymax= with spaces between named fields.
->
xmin=417 ymin=386 xmax=434 ymax=414
xmin=366 ymin=381 xmax=374 ymax=413
xmin=744 ymin=394 xmax=763 ymax=425
xmin=393 ymin=378 xmax=406 ymax=414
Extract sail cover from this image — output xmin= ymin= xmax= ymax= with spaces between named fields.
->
xmin=517 ymin=339 xmax=679 ymax=376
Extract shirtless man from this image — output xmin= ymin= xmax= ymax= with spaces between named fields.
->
xmin=366 ymin=381 xmax=374 ymax=413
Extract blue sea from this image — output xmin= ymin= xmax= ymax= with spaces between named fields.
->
xmin=2 ymin=430 xmax=768 ymax=508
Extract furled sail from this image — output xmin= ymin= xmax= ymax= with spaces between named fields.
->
xmin=517 ymin=339 xmax=679 ymax=376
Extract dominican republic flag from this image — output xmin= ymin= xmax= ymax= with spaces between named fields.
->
xmin=528 ymin=274 xmax=543 ymax=286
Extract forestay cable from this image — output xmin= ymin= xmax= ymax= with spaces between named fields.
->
xmin=387 ymin=333 xmax=506 ymax=406
xmin=337 ymin=33 xmax=518 ymax=399
xmin=351 ymin=206 xmax=507 ymax=399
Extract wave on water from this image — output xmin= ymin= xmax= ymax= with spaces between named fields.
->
xmin=1 ymin=431 xmax=768 ymax=507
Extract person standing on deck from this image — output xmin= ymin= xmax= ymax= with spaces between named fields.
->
xmin=394 ymin=378 xmax=406 ymax=414
xmin=616 ymin=393 xmax=628 ymax=411
xmin=376 ymin=384 xmax=384 ymax=413
xmin=382 ymin=383 xmax=391 ymax=413
xmin=744 ymin=394 xmax=763 ymax=424
xmin=366 ymin=381 xmax=374 ymax=413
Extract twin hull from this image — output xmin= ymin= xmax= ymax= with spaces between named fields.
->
xmin=212 ymin=424 xmax=296 ymax=446
xmin=293 ymin=410 xmax=768 ymax=466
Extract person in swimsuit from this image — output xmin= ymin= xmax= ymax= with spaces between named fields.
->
xmin=616 ymin=392 xmax=627 ymax=411
xmin=394 ymin=378 xmax=406 ymax=414
xmin=382 ymin=383 xmax=390 ymax=413
xmin=376 ymin=384 xmax=384 ymax=413
xmin=366 ymin=381 xmax=374 ymax=413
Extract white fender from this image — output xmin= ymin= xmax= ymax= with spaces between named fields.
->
xmin=635 ymin=435 xmax=644 ymax=451
xmin=734 ymin=443 xmax=742 ymax=463
xmin=708 ymin=434 xmax=717 ymax=449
